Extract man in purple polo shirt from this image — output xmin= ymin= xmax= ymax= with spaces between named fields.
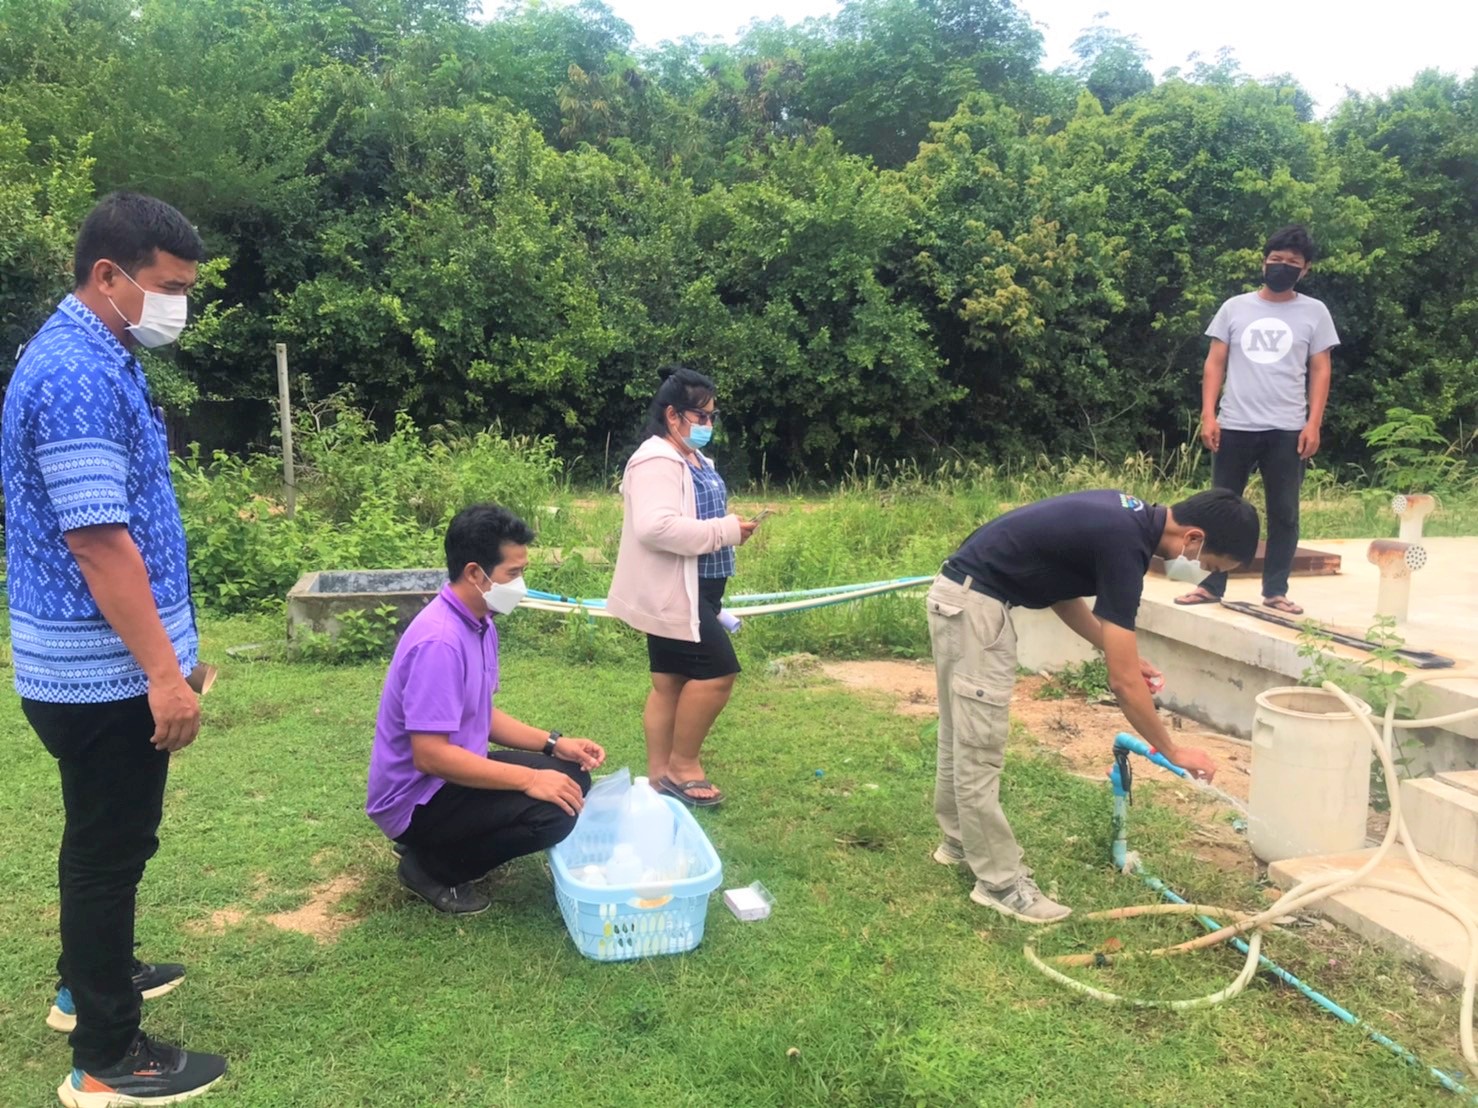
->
xmin=368 ymin=503 xmax=605 ymax=914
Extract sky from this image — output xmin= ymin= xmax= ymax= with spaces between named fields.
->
xmin=585 ymin=0 xmax=1478 ymax=116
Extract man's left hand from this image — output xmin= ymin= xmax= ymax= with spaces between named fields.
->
xmin=554 ymin=737 xmax=606 ymax=770
xmin=1139 ymin=657 xmax=1164 ymax=695
xmin=1297 ymin=421 xmax=1321 ymax=460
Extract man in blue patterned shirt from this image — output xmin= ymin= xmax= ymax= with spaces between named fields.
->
xmin=3 ymin=193 xmax=227 ymax=1105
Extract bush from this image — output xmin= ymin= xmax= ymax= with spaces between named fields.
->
xmin=174 ymin=407 xmax=570 ymax=613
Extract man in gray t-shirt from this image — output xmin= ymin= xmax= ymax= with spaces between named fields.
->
xmin=1177 ymin=225 xmax=1340 ymax=615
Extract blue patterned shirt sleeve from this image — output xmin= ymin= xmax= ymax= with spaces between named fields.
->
xmin=33 ymin=359 xmax=133 ymax=532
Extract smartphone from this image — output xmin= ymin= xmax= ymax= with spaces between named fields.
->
xmin=748 ymin=508 xmax=774 ymax=524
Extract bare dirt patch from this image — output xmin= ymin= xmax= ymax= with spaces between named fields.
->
xmin=186 ymin=908 xmax=248 ymax=936
xmin=1009 ymin=676 xmax=1253 ymax=805
xmin=184 ymin=874 xmax=365 ymax=944
xmin=264 ymin=875 xmax=365 ymax=943
xmin=819 ymin=659 xmax=938 ymax=717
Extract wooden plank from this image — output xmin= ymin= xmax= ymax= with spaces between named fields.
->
xmin=1150 ymin=542 xmax=1341 ymax=579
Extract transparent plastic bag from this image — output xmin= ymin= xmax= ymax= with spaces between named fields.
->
xmin=577 ymin=766 xmax=632 ymax=835
xmin=617 ymin=776 xmax=678 ymax=878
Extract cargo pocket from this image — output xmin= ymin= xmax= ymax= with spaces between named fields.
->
xmin=949 ymin=671 xmax=1010 ymax=758
xmin=926 ymin=593 xmax=965 ymax=658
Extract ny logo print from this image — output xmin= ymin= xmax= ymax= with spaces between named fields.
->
xmin=1246 ymin=328 xmax=1287 ymax=354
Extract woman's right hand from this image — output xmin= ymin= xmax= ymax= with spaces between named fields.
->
xmin=525 ymin=769 xmax=585 ymax=816
xmin=737 ymin=519 xmax=759 ymax=545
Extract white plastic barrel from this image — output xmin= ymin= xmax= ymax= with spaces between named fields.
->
xmin=1249 ymin=687 xmax=1374 ymax=863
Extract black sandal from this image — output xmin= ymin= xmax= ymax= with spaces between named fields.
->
xmin=657 ymin=776 xmax=724 ymax=808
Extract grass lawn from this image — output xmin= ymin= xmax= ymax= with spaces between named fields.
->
xmin=0 ymin=613 xmax=1462 ymax=1107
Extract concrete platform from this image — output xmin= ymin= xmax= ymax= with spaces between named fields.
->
xmin=1014 ymin=536 xmax=1478 ymax=772
xmin=286 ymin=548 xmax=608 ymax=639
xmin=1269 ymin=848 xmax=1478 ymax=989
xmin=1400 ymin=777 xmax=1478 ymax=873
xmin=287 ymin=568 xmax=444 ymax=639
xmin=1437 ymin=769 xmax=1478 ymax=796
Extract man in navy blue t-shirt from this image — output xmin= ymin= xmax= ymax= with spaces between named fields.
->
xmin=927 ymin=489 xmax=1259 ymax=923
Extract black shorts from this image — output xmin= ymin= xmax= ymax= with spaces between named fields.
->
xmin=646 ymin=576 xmax=740 ymax=680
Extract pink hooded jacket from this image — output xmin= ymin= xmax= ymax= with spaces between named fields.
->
xmin=606 ymin=435 xmax=742 ymax=642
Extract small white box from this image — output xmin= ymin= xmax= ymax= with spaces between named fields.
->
xmin=723 ymin=881 xmax=774 ymax=921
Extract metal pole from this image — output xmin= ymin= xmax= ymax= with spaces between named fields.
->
xmin=275 ymin=343 xmax=295 ymax=518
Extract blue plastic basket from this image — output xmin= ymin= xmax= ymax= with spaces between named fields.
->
xmin=549 ymin=796 xmax=723 ymax=961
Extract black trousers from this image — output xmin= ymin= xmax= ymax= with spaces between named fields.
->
xmin=22 ymin=695 xmax=170 ymax=1071
xmin=396 ymin=752 xmax=592 ymax=887
xmin=1202 ymin=428 xmax=1305 ymax=600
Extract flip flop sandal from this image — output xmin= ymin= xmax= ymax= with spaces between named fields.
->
xmin=657 ymin=775 xmax=724 ymax=808
xmin=1173 ymin=590 xmax=1220 ymax=606
xmin=1263 ymin=597 xmax=1305 ymax=615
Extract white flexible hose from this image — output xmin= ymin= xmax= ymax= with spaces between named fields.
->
xmin=1029 ymin=673 xmax=1478 ymax=1062
xmin=1026 ymin=916 xmax=1265 ymax=1010
xmin=521 ymin=579 xmax=926 ymax=620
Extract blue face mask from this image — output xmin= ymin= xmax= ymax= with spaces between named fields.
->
xmin=684 ymin=423 xmax=713 ymax=450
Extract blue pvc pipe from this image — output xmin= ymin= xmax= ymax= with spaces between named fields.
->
xmin=1113 ymin=732 xmax=1188 ymax=778
xmin=1109 ymin=735 xmax=1475 ymax=1101
xmin=527 ymin=588 xmax=607 ymax=608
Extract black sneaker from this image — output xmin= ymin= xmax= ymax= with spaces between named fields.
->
xmin=58 ymin=1032 xmax=226 ymax=1106
xmin=48 ymin=961 xmax=186 ymax=1034
xmin=396 ymin=851 xmax=491 ymax=915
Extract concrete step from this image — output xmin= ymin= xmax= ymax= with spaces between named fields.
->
xmin=1399 ymin=778 xmax=1478 ymax=874
xmin=1269 ymin=848 xmax=1478 ymax=988
xmin=1435 ymin=768 xmax=1478 ymax=797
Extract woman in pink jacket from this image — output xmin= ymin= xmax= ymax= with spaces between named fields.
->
xmin=606 ymin=367 xmax=759 ymax=807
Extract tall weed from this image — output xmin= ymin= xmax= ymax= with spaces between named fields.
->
xmin=164 ymin=410 xmax=1478 ymax=666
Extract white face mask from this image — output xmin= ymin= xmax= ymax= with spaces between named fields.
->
xmin=108 ymin=266 xmax=189 ymax=348
xmin=1164 ymin=537 xmax=1211 ymax=585
xmin=480 ymin=572 xmax=528 ymax=615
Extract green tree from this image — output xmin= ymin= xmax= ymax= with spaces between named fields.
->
xmin=693 ymin=132 xmax=951 ymax=473
xmin=1327 ymin=72 xmax=1478 ymax=446
xmin=0 ymin=124 xmax=94 ymax=365
xmin=1064 ymin=21 xmax=1153 ymax=112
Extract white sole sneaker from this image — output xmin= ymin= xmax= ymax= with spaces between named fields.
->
xmin=47 ymin=1005 xmax=75 ymax=1033
xmin=57 ymin=1073 xmax=224 ymax=1107
xmin=931 ymin=844 xmax=966 ymax=867
xmin=140 ymin=976 xmax=184 ymax=1002
xmin=49 ymin=976 xmax=184 ymax=1034
xmin=969 ymin=884 xmax=1072 ymax=924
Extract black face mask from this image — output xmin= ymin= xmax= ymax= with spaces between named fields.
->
xmin=1263 ymin=262 xmax=1302 ymax=293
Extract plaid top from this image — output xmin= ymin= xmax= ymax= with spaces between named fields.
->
xmin=690 ymin=459 xmax=735 ymax=579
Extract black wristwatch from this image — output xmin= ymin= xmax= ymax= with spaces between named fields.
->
xmin=543 ymin=730 xmax=561 ymax=757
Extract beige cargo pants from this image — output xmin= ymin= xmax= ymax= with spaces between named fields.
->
xmin=926 ymin=570 xmax=1025 ymax=891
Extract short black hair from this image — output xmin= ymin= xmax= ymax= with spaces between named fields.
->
xmin=444 ymin=503 xmax=535 ymax=581
xmin=1263 ymin=224 xmax=1316 ymax=264
xmin=642 ymin=365 xmax=717 ymax=438
xmin=1171 ymin=489 xmax=1260 ymax=565
xmin=73 ymin=191 xmax=207 ymax=288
